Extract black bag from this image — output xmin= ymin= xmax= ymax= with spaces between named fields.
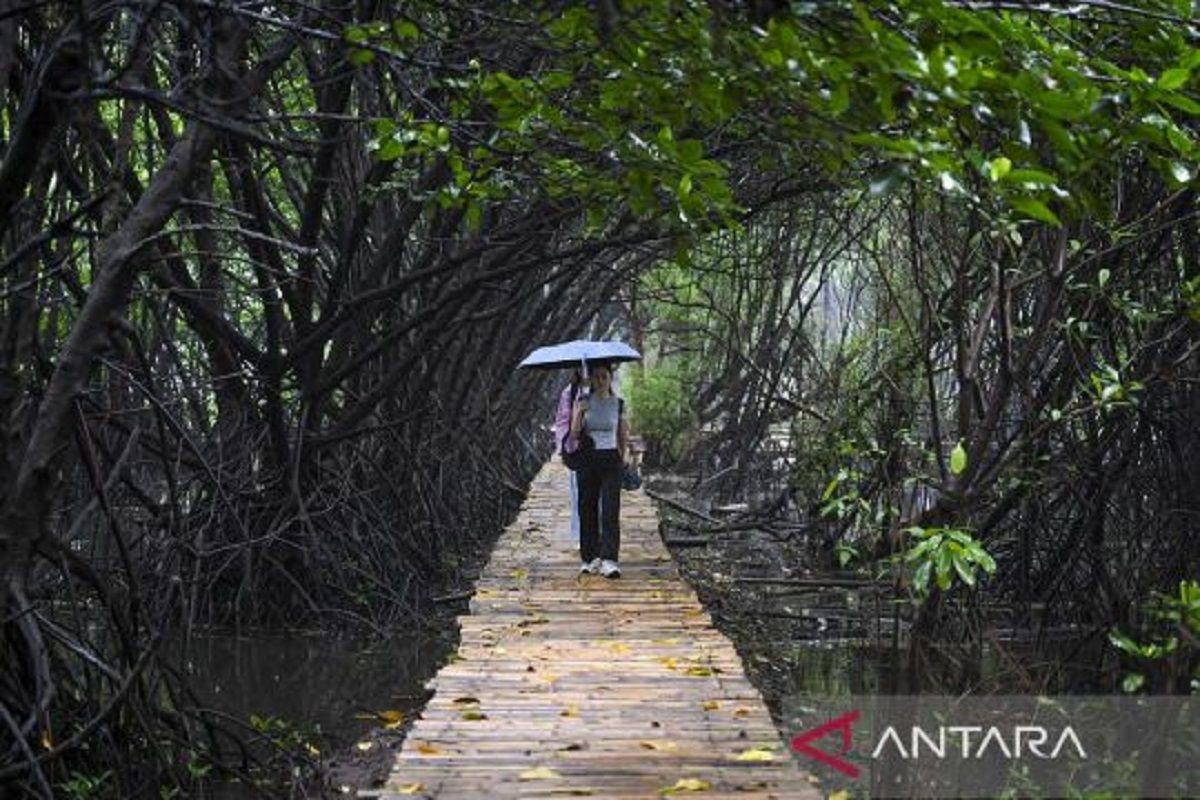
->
xmin=562 ymin=430 xmax=594 ymax=471
xmin=621 ymin=463 xmax=642 ymax=491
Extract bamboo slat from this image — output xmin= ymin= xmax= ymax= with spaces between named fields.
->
xmin=376 ymin=461 xmax=820 ymax=799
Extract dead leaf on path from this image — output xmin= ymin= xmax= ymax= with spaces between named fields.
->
xmin=560 ymin=705 xmax=580 ymax=717
xmin=415 ymin=741 xmax=441 ymax=755
xmin=685 ymin=665 xmax=720 ymax=677
xmin=396 ymin=783 xmax=425 ymax=795
xmin=734 ymin=747 xmax=775 ymax=762
xmin=659 ymin=777 xmax=712 ymax=794
xmin=609 ymin=642 xmax=632 ymax=655
xmin=701 ymin=700 xmax=720 ymax=711
xmin=732 ymin=706 xmax=752 ymax=717
xmin=451 ymin=696 xmax=480 ymax=706
xmin=640 ymin=740 xmax=679 ymax=751
xmin=519 ymin=766 xmax=561 ymax=780
xmin=656 ymin=656 xmax=678 ymax=670
xmin=378 ymin=709 xmax=405 ymax=725
xmin=828 ymin=792 xmax=850 ymax=800
xmin=459 ymin=709 xmax=488 ymax=721
xmin=511 ymin=568 xmax=529 ymax=580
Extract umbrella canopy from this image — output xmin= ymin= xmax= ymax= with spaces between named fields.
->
xmin=518 ymin=339 xmax=641 ymax=371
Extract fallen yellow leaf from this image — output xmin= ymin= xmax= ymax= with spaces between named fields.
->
xmin=734 ymin=747 xmax=775 ymax=762
xmin=701 ymin=700 xmax=720 ymax=710
xmin=660 ymin=777 xmax=712 ymax=794
xmin=460 ymin=709 xmax=488 ymax=721
xmin=685 ymin=666 xmax=717 ymax=677
xmin=733 ymin=706 xmax=752 ymax=717
xmin=657 ymin=657 xmax=678 ymax=670
xmin=415 ymin=741 xmax=441 ymax=755
xmin=396 ymin=783 xmax=425 ymax=795
xmin=829 ymin=792 xmax=850 ymax=800
xmin=560 ymin=705 xmax=580 ymax=717
xmin=519 ymin=766 xmax=562 ymax=780
xmin=452 ymin=696 xmax=480 ymax=706
xmin=376 ymin=714 xmax=405 ymax=734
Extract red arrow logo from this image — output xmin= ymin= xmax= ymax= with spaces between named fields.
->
xmin=790 ymin=710 xmax=861 ymax=778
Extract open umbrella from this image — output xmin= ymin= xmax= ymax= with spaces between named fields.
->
xmin=518 ymin=339 xmax=641 ymax=371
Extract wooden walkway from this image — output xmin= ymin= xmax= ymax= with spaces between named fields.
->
xmin=374 ymin=461 xmax=818 ymax=799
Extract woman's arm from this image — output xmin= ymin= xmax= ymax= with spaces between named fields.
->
xmin=570 ymin=399 xmax=586 ymax=437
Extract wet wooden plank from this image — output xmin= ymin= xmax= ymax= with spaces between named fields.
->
xmin=382 ymin=461 xmax=819 ymax=799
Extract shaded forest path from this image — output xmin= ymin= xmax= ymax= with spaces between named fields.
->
xmin=374 ymin=461 xmax=818 ymax=798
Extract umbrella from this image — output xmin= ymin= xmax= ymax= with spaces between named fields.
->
xmin=518 ymin=339 xmax=641 ymax=371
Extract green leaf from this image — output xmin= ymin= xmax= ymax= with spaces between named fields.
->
xmin=1004 ymin=168 xmax=1058 ymax=186
xmin=1159 ymin=92 xmax=1200 ymax=114
xmin=987 ymin=157 xmax=1011 ymax=182
xmin=393 ymin=19 xmax=421 ymax=41
xmin=913 ymin=560 xmax=932 ymax=592
xmin=950 ymin=442 xmax=967 ymax=475
xmin=821 ymin=476 xmax=840 ymax=501
xmin=952 ymin=555 xmax=976 ymax=588
xmin=935 ymin=548 xmax=953 ymax=591
xmin=1122 ymin=673 xmax=1145 ymax=693
xmin=1158 ymin=68 xmax=1190 ymax=90
xmin=1169 ymin=161 xmax=1194 ymax=184
xmin=1010 ymin=196 xmax=1061 ymax=226
xmin=1109 ymin=630 xmax=1141 ymax=655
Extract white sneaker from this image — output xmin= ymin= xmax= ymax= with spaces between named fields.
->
xmin=600 ymin=559 xmax=621 ymax=578
xmin=580 ymin=558 xmax=601 ymax=575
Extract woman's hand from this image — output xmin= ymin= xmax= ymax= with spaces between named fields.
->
xmin=570 ymin=398 xmax=587 ymax=436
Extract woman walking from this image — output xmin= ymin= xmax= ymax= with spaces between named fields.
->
xmin=570 ymin=363 xmax=629 ymax=578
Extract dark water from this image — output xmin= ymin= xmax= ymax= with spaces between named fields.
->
xmin=183 ymin=628 xmax=453 ymax=751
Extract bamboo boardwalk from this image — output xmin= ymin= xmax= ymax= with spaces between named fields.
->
xmin=374 ymin=461 xmax=819 ymax=799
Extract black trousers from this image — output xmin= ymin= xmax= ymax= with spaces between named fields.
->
xmin=578 ymin=449 xmax=621 ymax=562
